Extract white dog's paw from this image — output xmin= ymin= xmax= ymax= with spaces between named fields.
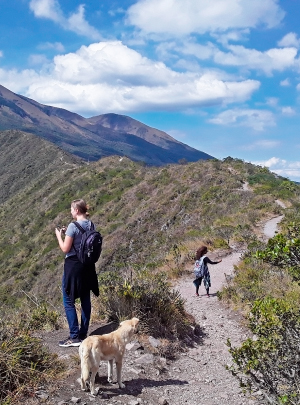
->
xmin=118 ymin=382 xmax=125 ymax=389
xmin=79 ymin=379 xmax=88 ymax=391
xmin=91 ymin=387 xmax=99 ymax=396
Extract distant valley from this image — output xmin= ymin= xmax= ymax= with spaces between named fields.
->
xmin=0 ymin=84 xmax=213 ymax=165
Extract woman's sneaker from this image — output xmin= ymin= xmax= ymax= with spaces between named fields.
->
xmin=59 ymin=337 xmax=81 ymax=347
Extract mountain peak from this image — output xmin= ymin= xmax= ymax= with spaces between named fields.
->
xmin=0 ymin=84 xmax=213 ymax=165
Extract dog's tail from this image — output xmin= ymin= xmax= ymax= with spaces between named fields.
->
xmin=79 ymin=344 xmax=90 ymax=386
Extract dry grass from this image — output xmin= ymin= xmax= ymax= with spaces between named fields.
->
xmin=0 ymin=321 xmax=65 ymax=404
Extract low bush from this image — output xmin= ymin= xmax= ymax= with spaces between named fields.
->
xmin=0 ymin=318 xmax=64 ymax=404
xmin=254 ymin=223 xmax=300 ymax=281
xmin=227 ymin=297 xmax=300 ymax=404
xmin=94 ymin=269 xmax=194 ymax=355
xmin=221 ymin=223 xmax=300 ymax=404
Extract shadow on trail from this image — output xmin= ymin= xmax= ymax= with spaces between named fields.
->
xmin=89 ymin=322 xmax=118 ymax=336
xmin=93 ymin=375 xmax=188 ymax=398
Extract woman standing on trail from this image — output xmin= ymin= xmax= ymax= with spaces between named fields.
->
xmin=55 ymin=199 xmax=99 ymax=347
xmin=193 ymin=246 xmax=222 ymax=297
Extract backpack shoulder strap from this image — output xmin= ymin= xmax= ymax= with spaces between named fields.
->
xmin=73 ymin=221 xmax=86 ymax=233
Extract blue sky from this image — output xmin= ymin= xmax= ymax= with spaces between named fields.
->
xmin=1 ymin=0 xmax=300 ymax=180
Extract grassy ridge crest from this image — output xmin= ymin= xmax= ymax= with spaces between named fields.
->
xmin=0 ymin=150 xmax=299 ymax=308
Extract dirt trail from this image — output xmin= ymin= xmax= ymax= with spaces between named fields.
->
xmin=171 ymin=251 xmax=261 ymax=405
xmin=31 ymin=212 xmax=285 ymax=404
xmin=33 ymin=253 xmax=262 ymax=405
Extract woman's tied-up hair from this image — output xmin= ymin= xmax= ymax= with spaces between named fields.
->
xmin=71 ymin=199 xmax=89 ymax=216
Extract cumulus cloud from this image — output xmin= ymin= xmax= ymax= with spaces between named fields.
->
xmin=127 ymin=0 xmax=284 ymax=36
xmin=29 ymin=0 xmax=101 ymax=40
xmin=170 ymin=38 xmax=297 ymax=75
xmin=213 ymin=45 xmax=297 ymax=75
xmin=209 ymin=108 xmax=275 ymax=131
xmin=278 ymin=32 xmax=300 ymax=48
xmin=0 ymin=41 xmax=260 ymax=116
xmin=253 ymin=157 xmax=300 ymax=181
xmin=0 ymin=68 xmax=40 ymax=94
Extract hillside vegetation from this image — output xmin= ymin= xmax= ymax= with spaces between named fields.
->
xmin=0 ymin=151 xmax=298 ymax=309
xmin=0 ymin=130 xmax=82 ymax=203
xmin=1 ymin=139 xmax=300 ymax=404
xmin=220 ymin=204 xmax=300 ymax=403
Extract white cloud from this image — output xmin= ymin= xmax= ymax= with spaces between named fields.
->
xmin=255 ymin=140 xmax=280 ymax=148
xmin=245 ymin=140 xmax=280 ymax=150
xmin=212 ymin=29 xmax=250 ymax=46
xmin=38 ymin=42 xmax=65 ymax=52
xmin=266 ymin=97 xmax=279 ymax=107
xmin=213 ymin=45 xmax=297 ymax=75
xmin=108 ymin=7 xmax=125 ymax=17
xmin=28 ymin=54 xmax=50 ymax=66
xmin=29 ymin=0 xmax=101 ymax=40
xmin=29 ymin=0 xmax=63 ymax=22
xmin=67 ymin=5 xmax=100 ymax=40
xmin=178 ymin=41 xmax=216 ymax=60
xmin=0 ymin=41 xmax=260 ymax=116
xmin=278 ymin=32 xmax=300 ymax=48
xmin=0 ymin=68 xmax=40 ymax=94
xmin=209 ymin=108 xmax=275 ymax=131
xmin=281 ymin=106 xmax=296 ymax=116
xmin=280 ymin=78 xmax=291 ymax=86
xmin=127 ymin=0 xmax=284 ymax=36
xmin=170 ymin=38 xmax=297 ymax=75
xmin=253 ymin=157 xmax=300 ymax=181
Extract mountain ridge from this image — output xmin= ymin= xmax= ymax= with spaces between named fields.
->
xmin=0 ymin=84 xmax=213 ymax=165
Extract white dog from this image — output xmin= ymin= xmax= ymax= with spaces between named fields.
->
xmin=79 ymin=317 xmax=139 ymax=395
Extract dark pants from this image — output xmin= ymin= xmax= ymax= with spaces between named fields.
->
xmin=193 ymin=277 xmax=209 ymax=295
xmin=62 ymin=276 xmax=91 ymax=339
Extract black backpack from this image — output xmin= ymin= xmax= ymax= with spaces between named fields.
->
xmin=73 ymin=221 xmax=102 ymax=264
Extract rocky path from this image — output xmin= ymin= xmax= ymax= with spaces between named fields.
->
xmin=169 ymin=252 xmax=262 ymax=405
xmin=29 ymin=210 xmax=285 ymax=405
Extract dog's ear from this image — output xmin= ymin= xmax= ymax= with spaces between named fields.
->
xmin=132 ymin=317 xmax=139 ymax=326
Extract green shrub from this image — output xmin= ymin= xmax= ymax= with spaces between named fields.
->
xmin=227 ymin=297 xmax=300 ymax=404
xmin=212 ymin=238 xmax=229 ymax=249
xmin=96 ymin=269 xmax=193 ymax=348
xmin=0 ymin=320 xmax=64 ymax=403
xmin=254 ymin=223 xmax=300 ymax=281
